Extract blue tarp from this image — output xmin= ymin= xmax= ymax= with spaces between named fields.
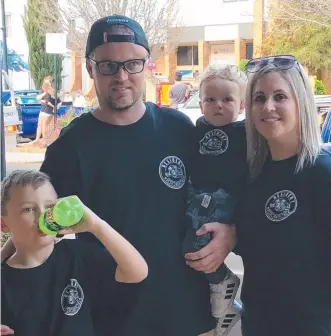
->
xmin=1 ymin=91 xmax=11 ymax=104
xmin=321 ymin=110 xmax=331 ymax=143
xmin=0 ymin=40 xmax=29 ymax=72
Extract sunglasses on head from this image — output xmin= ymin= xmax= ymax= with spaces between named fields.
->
xmin=245 ymin=55 xmax=298 ymax=73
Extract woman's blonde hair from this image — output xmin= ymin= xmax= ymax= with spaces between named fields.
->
xmin=245 ymin=63 xmax=322 ymax=180
xmin=42 ymin=78 xmax=55 ymax=98
xmin=199 ymin=64 xmax=247 ymax=100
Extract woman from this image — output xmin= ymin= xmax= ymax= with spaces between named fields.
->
xmin=33 ymin=77 xmax=60 ymax=142
xmin=236 ymin=55 xmax=331 ymax=335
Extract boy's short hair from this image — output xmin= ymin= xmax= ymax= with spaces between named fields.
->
xmin=199 ymin=64 xmax=247 ymax=100
xmin=1 ymin=170 xmax=50 ymax=215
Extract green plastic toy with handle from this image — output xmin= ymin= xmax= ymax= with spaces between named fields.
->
xmin=39 ymin=196 xmax=84 ymax=235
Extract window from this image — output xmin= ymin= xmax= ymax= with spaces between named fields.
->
xmin=177 ymin=46 xmax=199 ymax=66
xmin=5 ymin=13 xmax=12 ymax=38
xmin=246 ymin=43 xmax=253 ymax=60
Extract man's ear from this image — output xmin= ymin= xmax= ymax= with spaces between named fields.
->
xmin=1 ymin=216 xmax=10 ymax=233
xmin=86 ymin=60 xmax=93 ymax=79
xmin=239 ymin=101 xmax=245 ymax=114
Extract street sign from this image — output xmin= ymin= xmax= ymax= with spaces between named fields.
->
xmin=46 ymin=33 xmax=67 ymax=54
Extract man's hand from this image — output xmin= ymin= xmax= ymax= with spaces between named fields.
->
xmin=185 ymin=222 xmax=236 ymax=273
xmin=0 ymin=325 xmax=14 ymax=335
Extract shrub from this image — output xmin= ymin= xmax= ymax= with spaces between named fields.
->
xmin=314 ymin=79 xmax=326 ymax=95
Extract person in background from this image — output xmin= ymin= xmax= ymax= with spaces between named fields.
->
xmin=63 ymin=92 xmax=73 ymax=104
xmin=73 ymin=91 xmax=87 ymax=115
xmin=168 ymin=71 xmax=190 ymax=109
xmin=32 ymin=77 xmax=61 ymax=143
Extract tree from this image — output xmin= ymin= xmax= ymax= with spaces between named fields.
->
xmin=238 ymin=59 xmax=249 ymax=72
xmin=264 ymin=2 xmax=331 ymax=72
xmin=268 ymin=0 xmax=331 ymax=28
xmin=23 ymin=0 xmax=63 ymax=90
xmin=37 ymin=0 xmax=182 ymax=59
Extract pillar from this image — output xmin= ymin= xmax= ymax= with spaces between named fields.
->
xmin=253 ymin=0 xmax=265 ymax=58
xmin=68 ymin=52 xmax=82 ymax=92
xmin=234 ymin=38 xmax=246 ymax=65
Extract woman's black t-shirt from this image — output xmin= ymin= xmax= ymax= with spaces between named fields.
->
xmin=235 ymin=148 xmax=331 ymax=335
xmin=40 ymin=92 xmax=60 ymax=115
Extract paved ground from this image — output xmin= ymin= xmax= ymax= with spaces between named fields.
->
xmin=5 ymin=162 xmax=243 ymax=336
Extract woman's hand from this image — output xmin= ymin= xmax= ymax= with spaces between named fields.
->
xmin=185 ymin=222 xmax=236 ymax=273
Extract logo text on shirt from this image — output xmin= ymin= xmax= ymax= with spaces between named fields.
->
xmin=199 ymin=130 xmax=229 ymax=156
xmin=159 ymin=156 xmax=186 ymax=189
xmin=265 ymin=190 xmax=297 ymax=222
xmin=61 ymin=279 xmax=84 ymax=316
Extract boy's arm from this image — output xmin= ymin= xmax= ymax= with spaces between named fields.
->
xmin=91 ymin=221 xmax=148 ymax=283
xmin=59 ymin=205 xmax=148 ymax=284
xmin=1 ymin=238 xmax=15 ymax=262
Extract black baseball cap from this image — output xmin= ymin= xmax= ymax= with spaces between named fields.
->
xmin=85 ymin=14 xmax=150 ymax=58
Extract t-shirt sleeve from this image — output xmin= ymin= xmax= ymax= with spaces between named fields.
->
xmin=40 ymin=136 xmax=80 ymax=197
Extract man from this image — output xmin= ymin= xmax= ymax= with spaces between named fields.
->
xmin=39 ymin=15 xmax=235 ymax=336
xmin=168 ymin=71 xmax=190 ymax=109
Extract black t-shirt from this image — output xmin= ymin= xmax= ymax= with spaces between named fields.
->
xmin=40 ymin=103 xmax=215 ymax=336
xmin=235 ymin=148 xmax=331 ymax=332
xmin=40 ymin=92 xmax=60 ymax=115
xmin=1 ymin=239 xmax=117 ymax=336
xmin=190 ymin=117 xmax=247 ymax=196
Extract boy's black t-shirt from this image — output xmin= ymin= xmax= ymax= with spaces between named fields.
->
xmin=1 ymin=239 xmax=118 ymax=336
xmin=190 ymin=117 xmax=247 ymax=196
xmin=40 ymin=103 xmax=215 ymax=336
xmin=235 ymin=148 xmax=331 ymax=328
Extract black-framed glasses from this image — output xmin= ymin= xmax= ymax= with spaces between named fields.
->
xmin=89 ymin=56 xmax=149 ymax=75
xmin=246 ymin=55 xmax=298 ymax=73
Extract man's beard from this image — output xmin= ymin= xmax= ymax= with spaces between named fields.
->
xmin=98 ymin=90 xmax=142 ymax=112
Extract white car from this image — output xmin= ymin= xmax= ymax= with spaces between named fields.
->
xmin=178 ymin=92 xmax=245 ymax=124
xmin=2 ymin=70 xmax=22 ymax=148
xmin=180 ymin=92 xmax=330 ymax=125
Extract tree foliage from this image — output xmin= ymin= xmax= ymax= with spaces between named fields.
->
xmin=36 ymin=0 xmax=182 ymax=59
xmin=23 ymin=0 xmax=63 ymax=90
xmin=269 ymin=0 xmax=331 ymax=28
xmin=264 ymin=1 xmax=331 ymax=72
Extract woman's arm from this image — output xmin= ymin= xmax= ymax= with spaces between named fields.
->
xmin=312 ymin=152 xmax=331 ymax=237
xmin=37 ymin=91 xmax=47 ymax=100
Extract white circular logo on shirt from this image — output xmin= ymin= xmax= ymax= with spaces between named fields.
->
xmin=159 ymin=156 xmax=186 ymax=189
xmin=61 ymin=279 xmax=84 ymax=316
xmin=199 ymin=130 xmax=229 ymax=156
xmin=265 ymin=190 xmax=298 ymax=222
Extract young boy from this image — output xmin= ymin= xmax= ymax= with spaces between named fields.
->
xmin=182 ymin=65 xmax=248 ymax=336
xmin=1 ymin=170 xmax=148 ymax=336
